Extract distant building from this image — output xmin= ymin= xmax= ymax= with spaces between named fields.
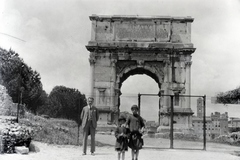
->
xmin=192 ymin=98 xmax=228 ymax=139
xmin=145 ymin=121 xmax=158 ymax=133
xmin=229 ymin=118 xmax=240 ymax=127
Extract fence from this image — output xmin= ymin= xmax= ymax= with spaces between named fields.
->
xmin=138 ymin=93 xmax=206 ymax=150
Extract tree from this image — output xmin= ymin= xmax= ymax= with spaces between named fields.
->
xmin=47 ymin=86 xmax=87 ymax=121
xmin=46 ymin=86 xmax=87 ymax=145
xmin=0 ymin=48 xmax=46 ymax=113
xmin=216 ymin=86 xmax=240 ymax=104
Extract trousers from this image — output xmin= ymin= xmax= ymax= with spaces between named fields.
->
xmin=82 ymin=120 xmax=96 ymax=153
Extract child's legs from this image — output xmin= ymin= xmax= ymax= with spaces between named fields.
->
xmin=131 ymin=149 xmax=139 ymax=160
xmin=118 ymin=151 xmax=121 ymax=160
xmin=131 ymin=149 xmax=135 ymax=159
xmin=122 ymin=151 xmax=125 ymax=160
xmin=135 ymin=149 xmax=139 ymax=159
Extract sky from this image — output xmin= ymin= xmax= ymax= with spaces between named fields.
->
xmin=1 ymin=0 xmax=240 ymax=121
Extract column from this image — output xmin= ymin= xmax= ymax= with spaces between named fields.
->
xmin=89 ymin=52 xmax=96 ymax=98
xmin=163 ymin=59 xmax=171 ymax=108
xmin=110 ymin=59 xmax=117 ymax=114
xmin=185 ymin=59 xmax=192 ymax=108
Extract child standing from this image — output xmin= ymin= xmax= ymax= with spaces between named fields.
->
xmin=115 ymin=115 xmax=129 ymax=160
xmin=126 ymin=105 xmax=145 ymax=160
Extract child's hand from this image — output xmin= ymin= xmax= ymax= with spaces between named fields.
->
xmin=140 ymin=128 xmax=144 ymax=134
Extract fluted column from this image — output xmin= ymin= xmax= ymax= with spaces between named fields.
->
xmin=89 ymin=52 xmax=96 ymax=98
xmin=110 ymin=59 xmax=117 ymax=112
xmin=163 ymin=59 xmax=171 ymax=108
xmin=185 ymin=60 xmax=192 ymax=108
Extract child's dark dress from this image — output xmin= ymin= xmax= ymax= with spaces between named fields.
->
xmin=115 ymin=125 xmax=129 ymax=152
xmin=126 ymin=114 xmax=145 ymax=150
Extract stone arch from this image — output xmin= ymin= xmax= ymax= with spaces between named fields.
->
xmin=86 ymin=15 xmax=196 ymax=125
xmin=116 ymin=63 xmax=164 ymax=91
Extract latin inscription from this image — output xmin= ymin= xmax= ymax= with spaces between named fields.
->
xmin=115 ymin=23 xmax=155 ymax=41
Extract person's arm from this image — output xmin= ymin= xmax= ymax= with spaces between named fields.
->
xmin=115 ymin=127 xmax=121 ymax=138
xmin=96 ymin=107 xmax=99 ymax=121
xmin=139 ymin=116 xmax=145 ymax=133
xmin=125 ymin=115 xmax=130 ymax=127
xmin=80 ymin=108 xmax=85 ymax=126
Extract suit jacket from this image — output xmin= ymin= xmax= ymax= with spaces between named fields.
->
xmin=81 ymin=105 xmax=99 ymax=129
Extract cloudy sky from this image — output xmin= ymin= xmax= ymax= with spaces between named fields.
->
xmin=1 ymin=0 xmax=240 ymax=120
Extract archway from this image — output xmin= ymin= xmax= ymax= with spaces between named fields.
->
xmin=120 ymin=74 xmax=159 ymax=122
xmin=86 ymin=15 xmax=196 ymax=127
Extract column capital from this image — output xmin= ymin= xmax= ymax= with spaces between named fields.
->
xmin=163 ymin=59 xmax=171 ymax=67
xmin=111 ymin=59 xmax=117 ymax=66
xmin=89 ymin=52 xmax=96 ymax=65
xmin=89 ymin=58 xmax=96 ymax=65
xmin=185 ymin=61 xmax=192 ymax=67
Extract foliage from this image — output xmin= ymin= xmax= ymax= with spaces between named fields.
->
xmin=0 ymin=48 xmax=46 ymax=114
xmin=19 ymin=117 xmax=80 ymax=145
xmin=46 ymin=86 xmax=87 ymax=125
xmin=216 ymin=86 xmax=240 ymax=104
xmin=0 ymin=117 xmax=33 ymax=153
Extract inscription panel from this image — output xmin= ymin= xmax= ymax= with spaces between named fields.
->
xmin=115 ymin=21 xmax=155 ymax=41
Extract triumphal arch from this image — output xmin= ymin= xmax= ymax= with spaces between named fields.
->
xmin=86 ymin=15 xmax=196 ymax=127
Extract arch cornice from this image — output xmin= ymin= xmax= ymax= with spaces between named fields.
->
xmin=86 ymin=45 xmax=196 ymax=54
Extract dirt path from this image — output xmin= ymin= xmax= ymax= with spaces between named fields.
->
xmin=0 ymin=141 xmax=239 ymax=160
xmin=0 ymin=134 xmax=240 ymax=160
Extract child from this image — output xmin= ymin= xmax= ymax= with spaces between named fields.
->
xmin=115 ymin=115 xmax=129 ymax=160
xmin=126 ymin=105 xmax=145 ymax=160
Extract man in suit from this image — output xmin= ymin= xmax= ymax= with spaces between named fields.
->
xmin=81 ymin=97 xmax=99 ymax=155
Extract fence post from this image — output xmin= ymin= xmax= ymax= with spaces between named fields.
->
xmin=203 ymin=95 xmax=206 ymax=150
xmin=170 ymin=95 xmax=174 ymax=149
xmin=138 ymin=93 xmax=141 ymax=116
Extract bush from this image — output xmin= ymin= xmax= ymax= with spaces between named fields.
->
xmin=0 ymin=117 xmax=33 ymax=153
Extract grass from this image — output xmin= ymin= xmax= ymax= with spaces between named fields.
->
xmin=19 ymin=113 xmax=81 ymax=145
xmin=18 ymin=113 xmax=107 ymax=146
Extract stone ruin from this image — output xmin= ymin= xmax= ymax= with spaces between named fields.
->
xmin=85 ymin=15 xmax=196 ymax=128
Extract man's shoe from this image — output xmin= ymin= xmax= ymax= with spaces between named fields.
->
xmin=91 ymin=152 xmax=95 ymax=156
xmin=82 ymin=153 xmax=86 ymax=155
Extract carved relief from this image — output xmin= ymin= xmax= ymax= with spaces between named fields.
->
xmin=146 ymin=62 xmax=164 ymax=75
xmin=116 ymin=61 xmax=136 ymax=75
xmin=137 ymin=60 xmax=144 ymax=67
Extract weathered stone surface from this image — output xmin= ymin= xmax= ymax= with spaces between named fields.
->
xmin=86 ymin=15 xmax=196 ymax=127
xmin=15 ymin=146 xmax=29 ymax=154
xmin=88 ymin=15 xmax=193 ymax=44
xmin=0 ymin=85 xmax=17 ymax=116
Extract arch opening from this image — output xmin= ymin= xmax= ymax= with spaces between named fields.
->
xmin=118 ymin=67 xmax=162 ymax=89
xmin=120 ymin=74 xmax=160 ymax=122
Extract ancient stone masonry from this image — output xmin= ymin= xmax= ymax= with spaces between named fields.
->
xmin=86 ymin=15 xmax=196 ymax=125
